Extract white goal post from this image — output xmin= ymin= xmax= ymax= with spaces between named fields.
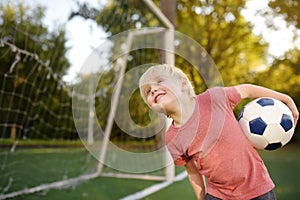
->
xmin=0 ymin=1 xmax=176 ymax=199
xmin=93 ymin=0 xmax=176 ymax=182
xmin=96 ymin=27 xmax=175 ymax=182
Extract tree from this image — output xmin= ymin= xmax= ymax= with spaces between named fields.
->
xmin=252 ymin=49 xmax=300 ymax=141
xmin=70 ymin=0 xmax=300 ymax=142
xmin=268 ymin=0 xmax=300 ymax=29
xmin=252 ymin=0 xmax=300 ymax=140
xmin=174 ymin=0 xmax=268 ymax=89
xmin=0 ymin=2 xmax=75 ymax=139
xmin=69 ymin=0 xmax=269 ymax=139
xmin=69 ymin=0 xmax=160 ymax=35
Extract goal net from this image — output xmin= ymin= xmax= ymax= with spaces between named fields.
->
xmin=0 ymin=3 xmax=100 ymax=199
xmin=72 ymin=27 xmax=175 ymax=181
xmin=0 ymin=1 xmax=176 ymax=199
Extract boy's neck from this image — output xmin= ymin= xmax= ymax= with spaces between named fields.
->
xmin=171 ymin=97 xmax=196 ymax=127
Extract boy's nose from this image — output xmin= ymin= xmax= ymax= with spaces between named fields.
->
xmin=151 ymin=88 xmax=157 ymax=95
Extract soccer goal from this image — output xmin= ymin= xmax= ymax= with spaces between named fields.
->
xmin=72 ymin=27 xmax=176 ymax=181
xmin=73 ymin=0 xmax=176 ymax=183
xmin=0 ymin=0 xmax=176 ymax=199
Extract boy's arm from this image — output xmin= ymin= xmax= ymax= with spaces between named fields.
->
xmin=235 ymin=84 xmax=299 ymax=125
xmin=185 ymin=159 xmax=206 ymax=200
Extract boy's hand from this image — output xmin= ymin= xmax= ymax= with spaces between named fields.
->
xmin=286 ymin=98 xmax=299 ymax=127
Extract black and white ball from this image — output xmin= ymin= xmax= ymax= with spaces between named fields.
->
xmin=238 ymin=97 xmax=295 ymax=150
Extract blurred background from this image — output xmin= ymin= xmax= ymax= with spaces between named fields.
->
xmin=0 ymin=0 xmax=299 ymax=199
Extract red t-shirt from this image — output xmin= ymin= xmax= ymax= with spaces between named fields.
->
xmin=166 ymin=87 xmax=274 ymax=199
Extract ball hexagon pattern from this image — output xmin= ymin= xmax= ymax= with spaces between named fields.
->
xmin=238 ymin=97 xmax=295 ymax=150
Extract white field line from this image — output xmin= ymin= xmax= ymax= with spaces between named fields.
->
xmin=0 ymin=173 xmax=99 ymax=200
xmin=120 ymin=171 xmax=187 ymax=200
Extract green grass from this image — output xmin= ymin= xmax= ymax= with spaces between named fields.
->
xmin=0 ymin=139 xmax=83 ymax=147
xmin=259 ymin=145 xmax=300 ymax=199
xmin=23 ymin=177 xmax=157 ymax=200
xmin=0 ymin=147 xmax=98 ymax=194
xmin=20 ymin=166 xmax=186 ymax=200
xmin=1 ymin=145 xmax=300 ymax=200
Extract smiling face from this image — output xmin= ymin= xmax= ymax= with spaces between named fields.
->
xmin=141 ymin=76 xmax=180 ymax=114
xmin=139 ymin=64 xmax=195 ymax=115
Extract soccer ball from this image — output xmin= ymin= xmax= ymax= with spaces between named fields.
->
xmin=238 ymin=97 xmax=295 ymax=150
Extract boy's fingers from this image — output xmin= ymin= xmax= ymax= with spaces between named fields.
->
xmin=294 ymin=115 xmax=298 ymax=127
xmin=292 ymin=108 xmax=299 ymax=126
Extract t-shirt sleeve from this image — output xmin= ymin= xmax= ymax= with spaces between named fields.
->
xmin=225 ymin=86 xmax=242 ymax=109
xmin=167 ymin=141 xmax=192 ymax=166
xmin=174 ymin=154 xmax=191 ymax=166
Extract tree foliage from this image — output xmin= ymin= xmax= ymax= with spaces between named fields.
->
xmin=257 ymin=0 xmax=300 ymax=140
xmin=70 ymin=0 xmax=300 ymax=141
xmin=1 ymin=1 xmax=298 ymax=141
xmin=69 ymin=0 xmax=160 ymax=35
xmin=174 ymin=0 xmax=269 ymax=89
xmin=0 ymin=2 xmax=75 ymax=139
xmin=268 ymin=0 xmax=300 ymax=29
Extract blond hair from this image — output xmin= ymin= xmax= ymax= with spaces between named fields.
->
xmin=139 ymin=64 xmax=195 ymax=103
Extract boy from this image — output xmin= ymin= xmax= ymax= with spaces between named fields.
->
xmin=139 ymin=64 xmax=298 ymax=200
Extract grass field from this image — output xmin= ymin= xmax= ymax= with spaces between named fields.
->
xmin=259 ymin=145 xmax=300 ymax=199
xmin=1 ymin=144 xmax=300 ymax=200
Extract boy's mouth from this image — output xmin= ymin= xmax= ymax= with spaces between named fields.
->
xmin=154 ymin=93 xmax=166 ymax=103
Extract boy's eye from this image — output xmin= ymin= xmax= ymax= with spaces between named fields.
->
xmin=145 ymin=88 xmax=151 ymax=95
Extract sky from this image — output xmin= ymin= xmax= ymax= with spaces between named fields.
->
xmin=33 ymin=0 xmax=107 ymax=82
xmin=4 ymin=0 xmax=297 ymax=82
xmin=3 ymin=0 xmax=107 ymax=82
xmin=242 ymin=0 xmax=296 ymax=58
